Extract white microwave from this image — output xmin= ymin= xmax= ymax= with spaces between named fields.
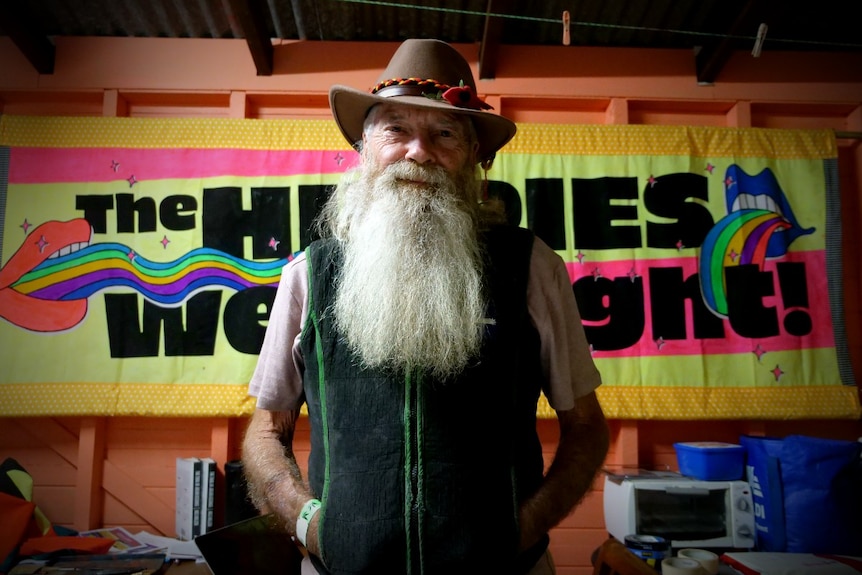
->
xmin=603 ymin=471 xmax=756 ymax=550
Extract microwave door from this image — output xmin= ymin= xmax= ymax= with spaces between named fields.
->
xmin=635 ymin=486 xmax=729 ymax=543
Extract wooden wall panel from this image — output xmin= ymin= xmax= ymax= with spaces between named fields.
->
xmin=3 ymin=417 xmax=862 ymax=566
xmin=32 ymin=486 xmax=77 ymax=525
xmin=550 ymin=527 xmax=608 ymax=575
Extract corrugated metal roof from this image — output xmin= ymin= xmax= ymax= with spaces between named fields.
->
xmin=4 ymin=0 xmax=858 ymax=48
xmin=2 ymin=0 xmax=861 ymax=82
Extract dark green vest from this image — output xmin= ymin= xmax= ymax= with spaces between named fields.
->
xmin=300 ymin=226 xmax=546 ymax=575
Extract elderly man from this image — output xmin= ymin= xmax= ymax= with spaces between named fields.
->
xmin=242 ymin=39 xmax=609 ymax=575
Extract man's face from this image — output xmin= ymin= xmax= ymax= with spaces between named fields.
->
xmin=363 ymin=103 xmax=478 ymax=176
xmin=328 ymin=102 xmax=486 ymax=379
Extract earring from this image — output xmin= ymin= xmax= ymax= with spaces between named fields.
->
xmin=480 ymin=154 xmax=495 ymax=201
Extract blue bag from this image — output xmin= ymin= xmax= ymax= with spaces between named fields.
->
xmin=739 ymin=435 xmax=786 ymax=552
xmin=740 ymin=434 xmax=862 ymax=555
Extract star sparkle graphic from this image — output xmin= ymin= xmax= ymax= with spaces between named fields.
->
xmin=655 ymin=336 xmax=666 ymax=350
xmin=268 ymin=237 xmax=281 ymax=250
xmin=111 ymin=160 xmax=120 ymax=172
xmin=771 ymin=365 xmax=785 ymax=381
xmin=627 ymin=267 xmax=638 ymax=282
xmin=648 ymin=175 xmax=657 ymax=187
xmin=21 ymin=219 xmax=32 ymax=234
xmin=334 ymin=152 xmax=345 ymax=166
xmin=161 ymin=235 xmax=170 ymax=249
xmin=127 ymin=175 xmax=138 ymax=187
xmin=752 ymin=344 xmax=766 ymax=361
xmin=576 ymin=250 xmax=586 ymax=264
xmin=35 ymin=235 xmax=49 ymax=253
xmin=705 ymin=163 xmax=715 ymax=174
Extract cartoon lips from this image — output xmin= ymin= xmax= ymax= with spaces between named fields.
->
xmin=0 ymin=218 xmax=92 ymax=332
xmin=724 ymin=165 xmax=814 ymax=257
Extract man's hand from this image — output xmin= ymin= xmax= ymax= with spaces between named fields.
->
xmin=518 ymin=391 xmax=609 ymax=550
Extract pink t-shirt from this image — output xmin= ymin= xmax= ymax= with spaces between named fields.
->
xmin=249 ymin=236 xmax=601 ymax=412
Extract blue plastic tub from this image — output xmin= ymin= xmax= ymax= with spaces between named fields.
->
xmin=673 ymin=441 xmax=745 ymax=481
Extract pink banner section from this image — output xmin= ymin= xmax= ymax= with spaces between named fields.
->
xmin=8 ymin=147 xmax=359 ymax=184
xmin=565 ymin=249 xmax=832 ymax=358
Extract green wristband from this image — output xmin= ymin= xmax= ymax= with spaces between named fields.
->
xmin=296 ymin=498 xmax=322 ymax=547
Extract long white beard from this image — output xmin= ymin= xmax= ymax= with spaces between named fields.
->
xmin=328 ymin=160 xmax=487 ymax=380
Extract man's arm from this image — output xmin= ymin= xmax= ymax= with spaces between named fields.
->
xmin=242 ymin=407 xmax=321 ymax=555
xmin=518 ymin=390 xmax=609 ymax=550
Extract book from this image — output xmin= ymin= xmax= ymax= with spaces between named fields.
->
xmin=78 ymin=526 xmax=149 ymax=553
xmin=175 ymin=457 xmax=202 ymax=540
xmin=134 ymin=530 xmax=202 ymax=561
xmin=8 ymin=553 xmax=168 ymax=575
xmin=199 ymin=457 xmax=217 ymax=534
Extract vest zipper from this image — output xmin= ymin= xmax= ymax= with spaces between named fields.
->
xmin=404 ymin=368 xmax=422 ymax=575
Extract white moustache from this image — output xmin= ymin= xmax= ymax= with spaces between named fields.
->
xmin=381 ymin=161 xmax=452 ymax=189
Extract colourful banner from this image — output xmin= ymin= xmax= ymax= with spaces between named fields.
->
xmin=0 ymin=116 xmax=858 ymax=419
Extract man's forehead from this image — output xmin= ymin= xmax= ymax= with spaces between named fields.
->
xmin=373 ymin=103 xmax=467 ymax=127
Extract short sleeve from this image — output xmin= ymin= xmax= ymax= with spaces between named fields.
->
xmin=527 ymin=237 xmax=602 ymax=411
xmin=247 ymin=253 xmax=309 ymax=411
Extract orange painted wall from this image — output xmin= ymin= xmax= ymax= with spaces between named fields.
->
xmin=1 ymin=38 xmax=862 ymax=575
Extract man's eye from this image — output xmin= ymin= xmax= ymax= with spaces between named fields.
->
xmin=438 ymin=126 xmax=463 ymax=138
xmin=385 ymin=125 xmax=403 ymax=133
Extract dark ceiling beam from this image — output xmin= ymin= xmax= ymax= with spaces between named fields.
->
xmin=0 ymin=2 xmax=55 ymax=74
xmin=478 ymin=0 xmax=508 ymax=80
xmin=695 ymin=0 xmax=766 ymax=84
xmin=226 ymin=0 xmax=274 ymax=76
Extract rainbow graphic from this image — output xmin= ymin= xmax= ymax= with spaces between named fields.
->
xmin=698 ymin=165 xmax=814 ymax=317
xmin=0 ymin=218 xmax=291 ymax=332
xmin=16 ymin=244 xmax=286 ymax=304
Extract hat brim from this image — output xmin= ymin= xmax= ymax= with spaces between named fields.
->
xmin=329 ymin=84 xmax=517 ymax=163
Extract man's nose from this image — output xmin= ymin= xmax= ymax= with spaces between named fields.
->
xmin=404 ymin=133 xmax=434 ymax=164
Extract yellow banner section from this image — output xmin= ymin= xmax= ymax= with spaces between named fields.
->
xmin=0 ymin=116 xmax=351 ymax=150
xmin=505 ymin=124 xmax=838 ymax=158
xmin=0 ymin=115 xmax=838 ymax=159
xmin=595 ymin=386 xmax=862 ymax=420
xmin=0 ymin=383 xmax=257 ymax=417
xmin=1 ymin=383 xmax=856 ymax=420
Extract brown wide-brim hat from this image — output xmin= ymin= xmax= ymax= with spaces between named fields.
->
xmin=329 ymin=39 xmax=517 ymax=163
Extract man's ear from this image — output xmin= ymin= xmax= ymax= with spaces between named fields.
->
xmin=470 ymin=141 xmax=480 ymax=165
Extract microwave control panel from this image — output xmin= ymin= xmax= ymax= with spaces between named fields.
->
xmin=729 ymin=481 xmax=755 ymax=547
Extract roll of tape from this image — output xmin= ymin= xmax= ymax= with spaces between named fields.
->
xmin=678 ymin=548 xmax=720 ymax=575
xmin=662 ymin=556 xmax=704 ymax=575
xmin=623 ymin=534 xmax=669 ymax=553
xmin=623 ymin=534 xmax=669 ymax=568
